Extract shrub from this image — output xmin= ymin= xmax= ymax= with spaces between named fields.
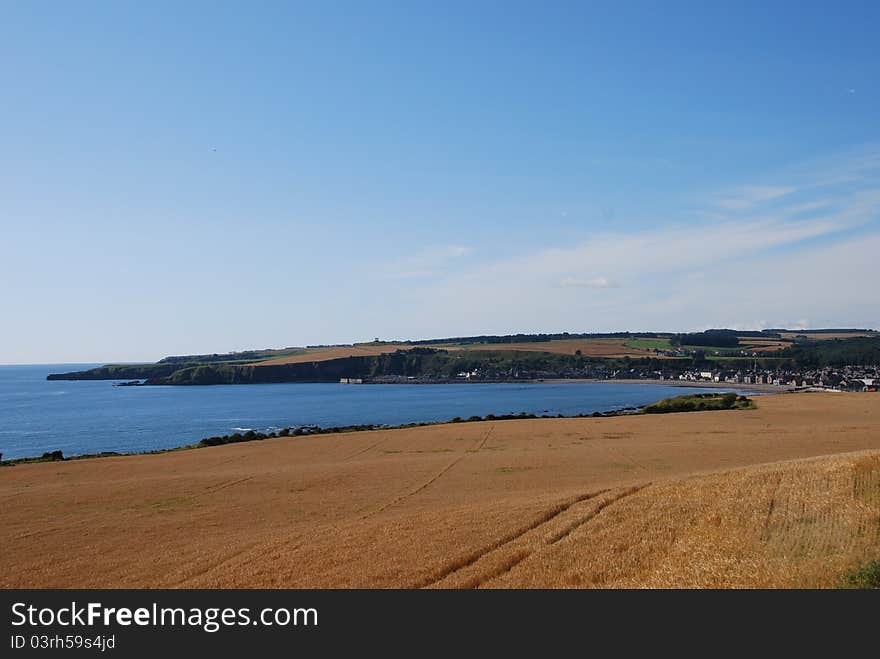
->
xmin=721 ymin=392 xmax=738 ymax=408
xmin=839 ymin=560 xmax=880 ymax=589
xmin=643 ymin=393 xmax=753 ymax=414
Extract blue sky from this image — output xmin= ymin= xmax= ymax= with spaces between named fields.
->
xmin=2 ymin=1 xmax=879 ymax=363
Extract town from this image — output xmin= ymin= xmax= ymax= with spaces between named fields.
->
xmin=662 ymin=365 xmax=878 ymax=391
xmin=365 ymin=364 xmax=879 ymax=391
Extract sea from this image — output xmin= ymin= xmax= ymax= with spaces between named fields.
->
xmin=0 ymin=364 xmax=739 ymax=460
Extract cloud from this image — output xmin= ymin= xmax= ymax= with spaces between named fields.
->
xmin=382 ymin=244 xmax=472 ymax=279
xmin=389 ymin=145 xmax=880 ymax=336
xmin=559 ymin=276 xmax=618 ymax=288
xmin=401 ymin=230 xmax=879 ymax=338
xmin=716 ymin=185 xmax=797 ymax=210
xmin=473 ymin=215 xmax=840 ymax=288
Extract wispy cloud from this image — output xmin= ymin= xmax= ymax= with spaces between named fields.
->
xmin=471 ymin=215 xmax=841 ymax=288
xmin=389 ymin=145 xmax=880 ymax=336
xmin=716 ymin=185 xmax=796 ymax=210
xmin=559 ymin=276 xmax=618 ymax=288
xmin=382 ymin=244 xmax=472 ymax=280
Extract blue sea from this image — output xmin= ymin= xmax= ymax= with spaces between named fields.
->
xmin=0 ymin=364 xmax=736 ymax=460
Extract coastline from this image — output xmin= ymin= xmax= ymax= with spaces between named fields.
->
xmin=1 ymin=387 xmax=760 ymax=465
xmin=540 ymin=378 xmax=788 ymax=393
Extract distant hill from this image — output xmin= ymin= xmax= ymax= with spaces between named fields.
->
xmin=46 ymin=330 xmax=880 ymax=385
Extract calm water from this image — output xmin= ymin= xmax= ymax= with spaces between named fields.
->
xmin=0 ymin=364 xmax=734 ymax=459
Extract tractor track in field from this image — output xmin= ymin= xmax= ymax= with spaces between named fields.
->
xmin=358 ymin=425 xmax=496 ymax=521
xmin=760 ymin=472 xmax=784 ymax=541
xmin=418 ymin=483 xmax=650 ymax=589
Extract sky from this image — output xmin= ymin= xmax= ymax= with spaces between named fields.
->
xmin=2 ymin=1 xmax=879 ymax=363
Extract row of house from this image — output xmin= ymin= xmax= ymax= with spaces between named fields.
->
xmin=668 ymin=368 xmax=878 ymax=391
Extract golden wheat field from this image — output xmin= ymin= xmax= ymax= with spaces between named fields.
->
xmin=253 ymin=337 xmax=662 ymax=365
xmin=252 ymin=343 xmax=420 ymax=365
xmin=2 ymin=393 xmax=879 ymax=588
xmin=742 ymin=337 xmax=791 ymax=352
